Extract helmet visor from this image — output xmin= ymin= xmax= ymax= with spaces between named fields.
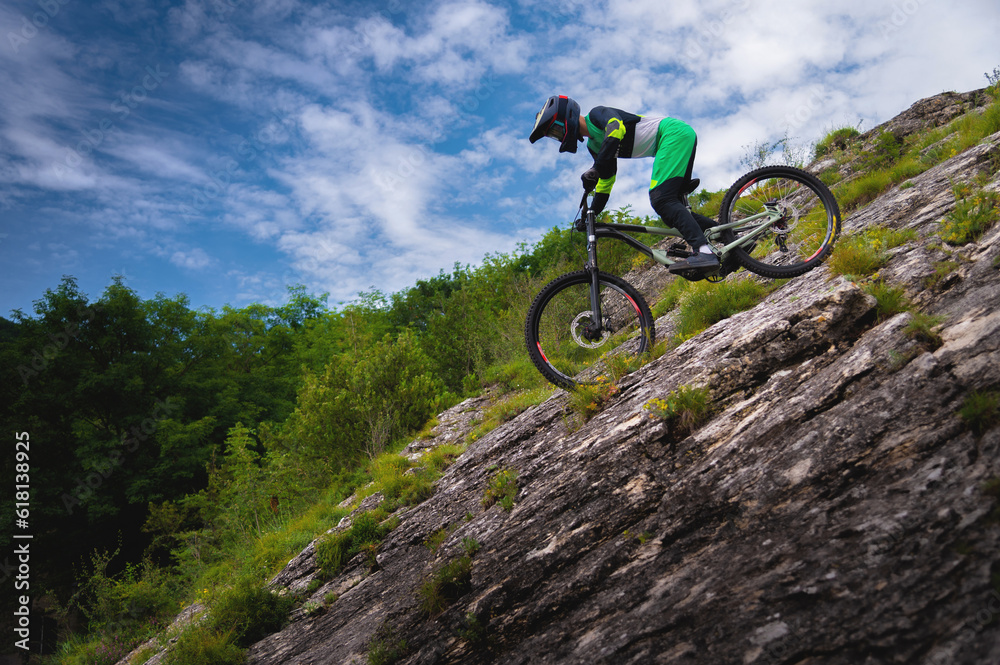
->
xmin=544 ymin=120 xmax=566 ymax=141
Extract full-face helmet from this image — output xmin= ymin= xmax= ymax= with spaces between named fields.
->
xmin=528 ymin=95 xmax=581 ymax=153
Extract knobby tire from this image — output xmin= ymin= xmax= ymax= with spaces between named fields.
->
xmin=719 ymin=165 xmax=841 ymax=279
xmin=525 ymin=270 xmax=654 ymax=390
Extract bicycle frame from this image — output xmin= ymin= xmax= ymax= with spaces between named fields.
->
xmin=578 ymin=191 xmax=783 ymax=335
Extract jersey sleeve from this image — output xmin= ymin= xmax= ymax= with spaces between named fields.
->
xmin=586 ymin=106 xmax=627 ymax=194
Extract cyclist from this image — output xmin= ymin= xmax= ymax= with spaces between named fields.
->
xmin=529 ymin=95 xmax=718 ymax=273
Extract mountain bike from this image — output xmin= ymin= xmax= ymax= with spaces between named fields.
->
xmin=524 ymin=165 xmax=841 ymax=389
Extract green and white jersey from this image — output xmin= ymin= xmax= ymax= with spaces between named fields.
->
xmin=584 ymin=106 xmax=696 ymax=193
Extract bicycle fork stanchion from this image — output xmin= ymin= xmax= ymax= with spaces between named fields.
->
xmin=582 ymin=200 xmax=605 ymax=341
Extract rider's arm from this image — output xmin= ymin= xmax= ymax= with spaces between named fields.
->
xmin=586 ymin=106 xmax=627 ymax=195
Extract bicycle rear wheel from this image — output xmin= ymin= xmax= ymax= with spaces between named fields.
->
xmin=525 ymin=270 xmax=654 ymax=389
xmin=720 ymin=165 xmax=841 ymax=279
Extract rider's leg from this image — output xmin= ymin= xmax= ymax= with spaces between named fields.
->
xmin=648 ymin=119 xmax=712 ymax=252
xmin=650 ymin=177 xmax=708 ymax=249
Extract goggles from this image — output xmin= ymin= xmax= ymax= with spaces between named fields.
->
xmin=545 ymin=119 xmax=566 ymax=140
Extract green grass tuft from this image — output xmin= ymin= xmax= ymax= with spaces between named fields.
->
xmin=481 ymin=468 xmax=519 ymax=512
xmin=365 ymin=622 xmax=408 ymax=665
xmin=162 ymin=626 xmax=246 ymax=665
xmin=903 ymin=311 xmax=946 ymax=349
xmin=862 ymin=281 xmax=910 ymax=321
xmin=959 ymin=391 xmax=1000 ymax=435
xmin=938 ymin=184 xmax=999 ymax=246
xmin=418 ymin=556 xmax=474 ymax=617
xmin=644 ymin=385 xmax=712 ymax=434
xmin=672 ymin=277 xmax=778 ymax=344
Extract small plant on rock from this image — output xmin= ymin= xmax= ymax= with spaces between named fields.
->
xmin=938 ymin=184 xmax=999 ymax=246
xmin=644 ymin=385 xmax=712 ymax=435
xmin=365 ymin=622 xmax=407 ymax=665
xmin=567 ymin=380 xmax=619 ymax=423
xmin=482 ymin=468 xmax=519 ymax=512
xmin=903 ymin=311 xmax=946 ymax=349
xmin=959 ymin=390 xmax=1000 ymax=435
xmin=418 ymin=555 xmax=473 ymax=617
xmin=862 ymin=280 xmax=910 ymax=321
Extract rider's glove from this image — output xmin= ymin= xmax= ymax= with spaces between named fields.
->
xmin=591 ymin=192 xmax=609 ymax=216
xmin=581 ymin=168 xmax=599 ymax=192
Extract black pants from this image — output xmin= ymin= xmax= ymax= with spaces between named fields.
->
xmin=648 ymin=139 xmax=711 ymax=249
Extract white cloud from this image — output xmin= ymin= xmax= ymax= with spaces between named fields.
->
xmin=170 ymin=247 xmax=213 ymax=270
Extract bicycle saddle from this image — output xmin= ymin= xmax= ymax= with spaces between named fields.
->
xmin=683 ymin=178 xmax=700 ymax=194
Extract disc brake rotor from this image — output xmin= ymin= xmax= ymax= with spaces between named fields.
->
xmin=571 ymin=311 xmax=610 ymax=349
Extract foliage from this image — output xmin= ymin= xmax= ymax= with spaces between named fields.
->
xmin=481 ymin=468 xmax=520 ymax=512
xmin=161 ymin=625 xmax=246 ymax=665
xmin=603 ymin=352 xmax=649 ymax=384
xmin=671 ymin=277 xmax=778 ymax=343
xmin=315 ymin=509 xmax=397 ymax=578
xmin=644 ymin=385 xmax=713 ymax=433
xmin=65 ymin=546 xmax=177 ymax=650
xmin=366 ymin=622 xmax=408 ymax=665
xmin=690 ymin=188 xmax=727 ymax=219
xmin=938 ymin=184 xmax=999 ymax=246
xmin=467 ymin=387 xmax=554 ymax=442
xmin=567 ymin=380 xmax=619 ymax=423
xmin=828 ymin=226 xmax=916 ymax=279
xmin=924 ymin=260 xmax=961 ymax=289
xmin=207 ymin=580 xmax=294 ymax=647
xmin=860 ymin=130 xmax=902 ymax=171
xmin=904 ymin=312 xmax=946 ymax=349
xmin=814 ymin=125 xmax=861 ymax=159
xmin=284 ymin=329 xmax=444 ymax=466
xmin=959 ymin=390 xmax=1000 ymax=435
xmin=861 ymin=281 xmax=911 ymax=321
xmin=739 ymin=131 xmax=806 ymax=170
xmin=418 ymin=555 xmax=474 ymax=617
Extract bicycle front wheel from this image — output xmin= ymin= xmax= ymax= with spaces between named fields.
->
xmin=525 ymin=270 xmax=654 ymax=390
xmin=720 ymin=165 xmax=841 ymax=279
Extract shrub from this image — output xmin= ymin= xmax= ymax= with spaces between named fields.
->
xmin=567 ymin=381 xmax=619 ymax=423
xmin=860 ymin=130 xmax=902 ymax=171
xmin=286 ymin=329 xmax=445 ymax=466
xmin=315 ymin=510 xmax=397 ymax=578
xmin=66 ymin=548 xmax=177 ymax=661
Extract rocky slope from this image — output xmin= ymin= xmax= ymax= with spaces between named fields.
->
xmin=241 ymin=96 xmax=999 ymax=664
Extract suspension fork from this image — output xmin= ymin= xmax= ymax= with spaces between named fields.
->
xmin=584 ymin=206 xmax=604 ymax=339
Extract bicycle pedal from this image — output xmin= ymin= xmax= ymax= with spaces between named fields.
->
xmin=665 ymin=242 xmax=694 ymax=258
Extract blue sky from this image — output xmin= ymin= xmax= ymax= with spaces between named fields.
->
xmin=1 ymin=0 xmax=998 ymax=316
